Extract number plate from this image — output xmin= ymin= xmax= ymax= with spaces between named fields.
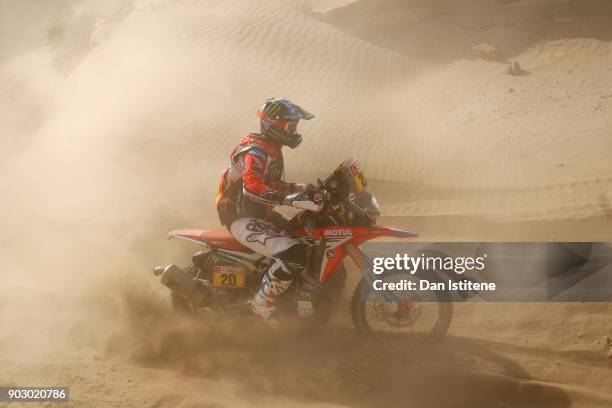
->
xmin=212 ymin=266 xmax=246 ymax=288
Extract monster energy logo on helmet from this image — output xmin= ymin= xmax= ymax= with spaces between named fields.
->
xmin=258 ymin=98 xmax=314 ymax=149
xmin=262 ymin=100 xmax=283 ymax=118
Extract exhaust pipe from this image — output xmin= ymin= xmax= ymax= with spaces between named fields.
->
xmin=154 ymin=264 xmax=211 ymax=307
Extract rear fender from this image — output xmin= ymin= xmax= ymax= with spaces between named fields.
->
xmin=168 ymin=229 xmax=209 ymax=247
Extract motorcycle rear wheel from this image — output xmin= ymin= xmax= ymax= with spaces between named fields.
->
xmin=350 ymin=271 xmax=453 ymax=342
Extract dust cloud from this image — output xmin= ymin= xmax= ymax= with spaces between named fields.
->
xmin=0 ymin=0 xmax=221 ymax=363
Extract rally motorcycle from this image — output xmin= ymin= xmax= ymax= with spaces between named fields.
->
xmin=154 ymin=158 xmax=452 ymax=341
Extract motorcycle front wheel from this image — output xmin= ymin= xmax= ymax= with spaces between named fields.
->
xmin=350 ymin=271 xmax=453 ymax=342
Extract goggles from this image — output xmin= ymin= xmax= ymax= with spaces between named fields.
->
xmin=258 ymin=110 xmax=300 ymax=134
xmin=282 ymin=120 xmax=298 ymax=134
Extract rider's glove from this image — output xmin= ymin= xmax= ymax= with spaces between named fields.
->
xmin=283 ymin=189 xmax=323 ymax=211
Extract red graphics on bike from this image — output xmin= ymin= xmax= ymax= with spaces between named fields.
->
xmin=296 ymin=225 xmax=417 ymax=282
xmin=169 ymin=225 xmax=417 ymax=283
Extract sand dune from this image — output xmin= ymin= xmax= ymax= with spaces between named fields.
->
xmin=376 ymin=175 xmax=612 ymax=221
xmin=3 ymin=0 xmax=611 ymax=222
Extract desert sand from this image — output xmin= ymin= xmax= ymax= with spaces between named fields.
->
xmin=1 ymin=0 xmax=611 ymax=407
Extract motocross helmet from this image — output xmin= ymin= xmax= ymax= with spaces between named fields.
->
xmin=257 ymin=98 xmax=314 ymax=149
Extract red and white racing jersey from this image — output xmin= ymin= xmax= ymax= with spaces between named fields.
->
xmin=216 ymin=134 xmax=298 ymax=226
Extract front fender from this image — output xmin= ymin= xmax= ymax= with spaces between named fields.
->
xmin=372 ymin=225 xmax=418 ymax=239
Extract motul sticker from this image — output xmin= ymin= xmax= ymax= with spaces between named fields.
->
xmin=324 ymin=228 xmax=352 ymax=237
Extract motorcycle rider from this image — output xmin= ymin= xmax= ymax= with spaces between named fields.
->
xmin=215 ymin=98 xmax=319 ymax=326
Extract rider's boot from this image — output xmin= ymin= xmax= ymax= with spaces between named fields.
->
xmin=250 ymin=260 xmax=293 ymax=328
